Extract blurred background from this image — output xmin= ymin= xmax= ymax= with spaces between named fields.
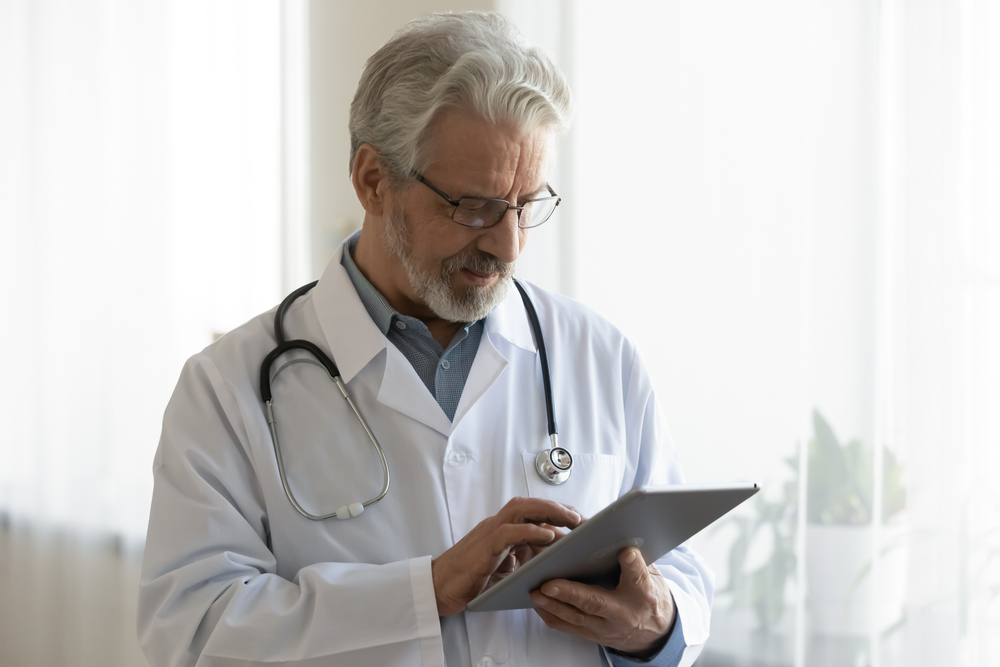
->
xmin=1 ymin=0 xmax=998 ymax=665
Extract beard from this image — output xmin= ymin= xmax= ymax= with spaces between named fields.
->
xmin=381 ymin=204 xmax=515 ymax=323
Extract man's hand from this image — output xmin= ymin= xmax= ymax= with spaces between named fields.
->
xmin=529 ymin=547 xmax=677 ymax=658
xmin=431 ymin=497 xmax=583 ymax=617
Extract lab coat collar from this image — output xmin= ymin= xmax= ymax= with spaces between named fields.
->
xmin=484 ymin=279 xmax=537 ymax=354
xmin=310 ymin=242 xmax=387 ymax=385
xmin=313 ymin=240 xmax=539 ymax=373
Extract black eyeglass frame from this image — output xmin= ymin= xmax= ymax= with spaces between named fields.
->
xmin=412 ymin=171 xmax=561 ymax=229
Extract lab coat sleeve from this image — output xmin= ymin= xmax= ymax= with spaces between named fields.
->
xmin=620 ymin=344 xmax=715 ymax=667
xmin=137 ymin=353 xmax=444 ymax=667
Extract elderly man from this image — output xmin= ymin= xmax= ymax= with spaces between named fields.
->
xmin=138 ymin=11 xmax=712 ymax=667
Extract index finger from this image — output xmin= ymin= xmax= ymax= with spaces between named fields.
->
xmin=497 ymin=497 xmax=584 ymax=528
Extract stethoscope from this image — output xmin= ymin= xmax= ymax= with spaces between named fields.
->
xmin=260 ymin=278 xmax=574 ymax=521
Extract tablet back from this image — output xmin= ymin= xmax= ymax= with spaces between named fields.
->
xmin=467 ymin=482 xmax=758 ymax=612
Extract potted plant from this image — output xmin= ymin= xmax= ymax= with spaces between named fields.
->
xmin=720 ymin=410 xmax=906 ymax=636
xmin=716 ymin=453 xmax=799 ymax=634
xmin=805 ymin=411 xmax=906 ymax=636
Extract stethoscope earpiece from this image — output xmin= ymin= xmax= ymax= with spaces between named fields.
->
xmin=535 ymin=443 xmax=573 ymax=485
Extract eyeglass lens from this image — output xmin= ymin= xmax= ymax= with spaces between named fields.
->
xmin=453 ymin=197 xmax=558 ymax=229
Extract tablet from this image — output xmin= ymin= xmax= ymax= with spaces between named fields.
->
xmin=466 ymin=482 xmax=758 ymax=612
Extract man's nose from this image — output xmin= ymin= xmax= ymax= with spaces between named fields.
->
xmin=478 ymin=208 xmax=522 ymax=264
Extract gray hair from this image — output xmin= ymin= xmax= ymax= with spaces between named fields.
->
xmin=348 ymin=11 xmax=573 ymax=182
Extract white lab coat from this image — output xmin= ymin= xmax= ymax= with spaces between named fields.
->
xmin=138 ymin=242 xmax=714 ymax=667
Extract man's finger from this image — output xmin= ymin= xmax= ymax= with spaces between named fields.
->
xmin=530 ymin=589 xmax=598 ymax=628
xmin=540 ymin=523 xmax=569 ymax=542
xmin=491 ymin=523 xmax=557 ymax=555
xmin=540 ymin=580 xmax=616 ymax=619
xmin=498 ymin=497 xmax=583 ymax=528
xmin=616 ymin=547 xmax=650 ymax=591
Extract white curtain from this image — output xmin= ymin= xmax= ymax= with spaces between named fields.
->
xmin=2 ymin=1 xmax=996 ymax=666
xmin=0 ymin=0 xmax=282 ymax=542
xmin=897 ymin=1 xmax=1000 ymax=663
xmin=563 ymin=1 xmax=1000 ymax=666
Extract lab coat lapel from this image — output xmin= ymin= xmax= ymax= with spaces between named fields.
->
xmin=377 ymin=342 xmax=453 ymax=436
xmin=450 ymin=334 xmax=508 ymax=428
xmin=451 ymin=281 xmax=538 ymax=428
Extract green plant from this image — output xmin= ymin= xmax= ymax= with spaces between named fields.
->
xmin=719 ymin=410 xmax=906 ymax=631
xmin=717 ymin=459 xmax=798 ymax=632
xmin=808 ymin=412 xmax=906 ymax=525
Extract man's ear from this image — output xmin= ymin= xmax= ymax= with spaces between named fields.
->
xmin=351 ymin=144 xmax=390 ymax=216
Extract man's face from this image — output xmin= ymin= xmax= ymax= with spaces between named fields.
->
xmin=381 ymin=109 xmax=554 ymax=323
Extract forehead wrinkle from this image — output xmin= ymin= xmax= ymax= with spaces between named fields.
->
xmin=489 ymin=130 xmax=551 ymax=201
xmin=441 ymin=147 xmax=548 ymax=202
xmin=423 ymin=113 xmax=553 ymax=200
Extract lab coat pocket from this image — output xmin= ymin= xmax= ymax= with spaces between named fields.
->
xmin=520 ymin=452 xmax=623 ymax=520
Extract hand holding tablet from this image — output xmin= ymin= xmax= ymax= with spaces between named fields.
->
xmin=467 ymin=482 xmax=759 ymax=612
xmin=531 ymin=542 xmax=681 ymax=657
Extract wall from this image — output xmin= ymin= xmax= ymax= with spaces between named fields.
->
xmin=309 ymin=0 xmax=493 ymax=276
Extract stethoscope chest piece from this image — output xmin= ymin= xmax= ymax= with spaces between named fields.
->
xmin=535 ymin=445 xmax=573 ymax=485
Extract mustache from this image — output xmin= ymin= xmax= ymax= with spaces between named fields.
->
xmin=442 ymin=251 xmax=515 ymax=279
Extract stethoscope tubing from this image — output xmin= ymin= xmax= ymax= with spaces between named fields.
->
xmin=513 ymin=280 xmax=558 ymax=439
xmin=262 ymin=280 xmax=391 ymax=521
xmin=261 ymin=277 xmax=567 ymax=521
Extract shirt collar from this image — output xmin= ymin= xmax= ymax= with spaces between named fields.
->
xmin=340 ymin=230 xmax=398 ymax=336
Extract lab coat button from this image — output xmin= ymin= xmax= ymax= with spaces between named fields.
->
xmin=476 ymin=657 xmax=495 ymax=667
xmin=447 ymin=450 xmax=467 ymax=466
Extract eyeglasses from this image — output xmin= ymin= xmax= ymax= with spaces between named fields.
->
xmin=413 ymin=172 xmax=561 ymax=229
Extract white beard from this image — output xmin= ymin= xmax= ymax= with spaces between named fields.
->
xmin=381 ymin=205 xmax=515 ymax=323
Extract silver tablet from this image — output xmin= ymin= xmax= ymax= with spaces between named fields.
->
xmin=466 ymin=482 xmax=759 ymax=612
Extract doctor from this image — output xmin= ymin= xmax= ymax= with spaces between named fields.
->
xmin=138 ymin=11 xmax=712 ymax=667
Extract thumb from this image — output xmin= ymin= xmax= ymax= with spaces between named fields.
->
xmin=617 ymin=547 xmax=650 ymax=591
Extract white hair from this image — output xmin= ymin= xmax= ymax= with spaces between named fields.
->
xmin=348 ymin=11 xmax=573 ymax=182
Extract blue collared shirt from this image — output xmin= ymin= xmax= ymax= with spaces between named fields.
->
xmin=340 ymin=231 xmax=687 ymax=666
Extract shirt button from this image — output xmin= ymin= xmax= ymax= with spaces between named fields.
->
xmin=477 ymin=657 xmax=495 ymax=667
xmin=447 ymin=450 xmax=467 ymax=466
xmin=395 ymin=321 xmax=406 ymax=330
xmin=440 ymin=359 xmax=451 ymax=370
